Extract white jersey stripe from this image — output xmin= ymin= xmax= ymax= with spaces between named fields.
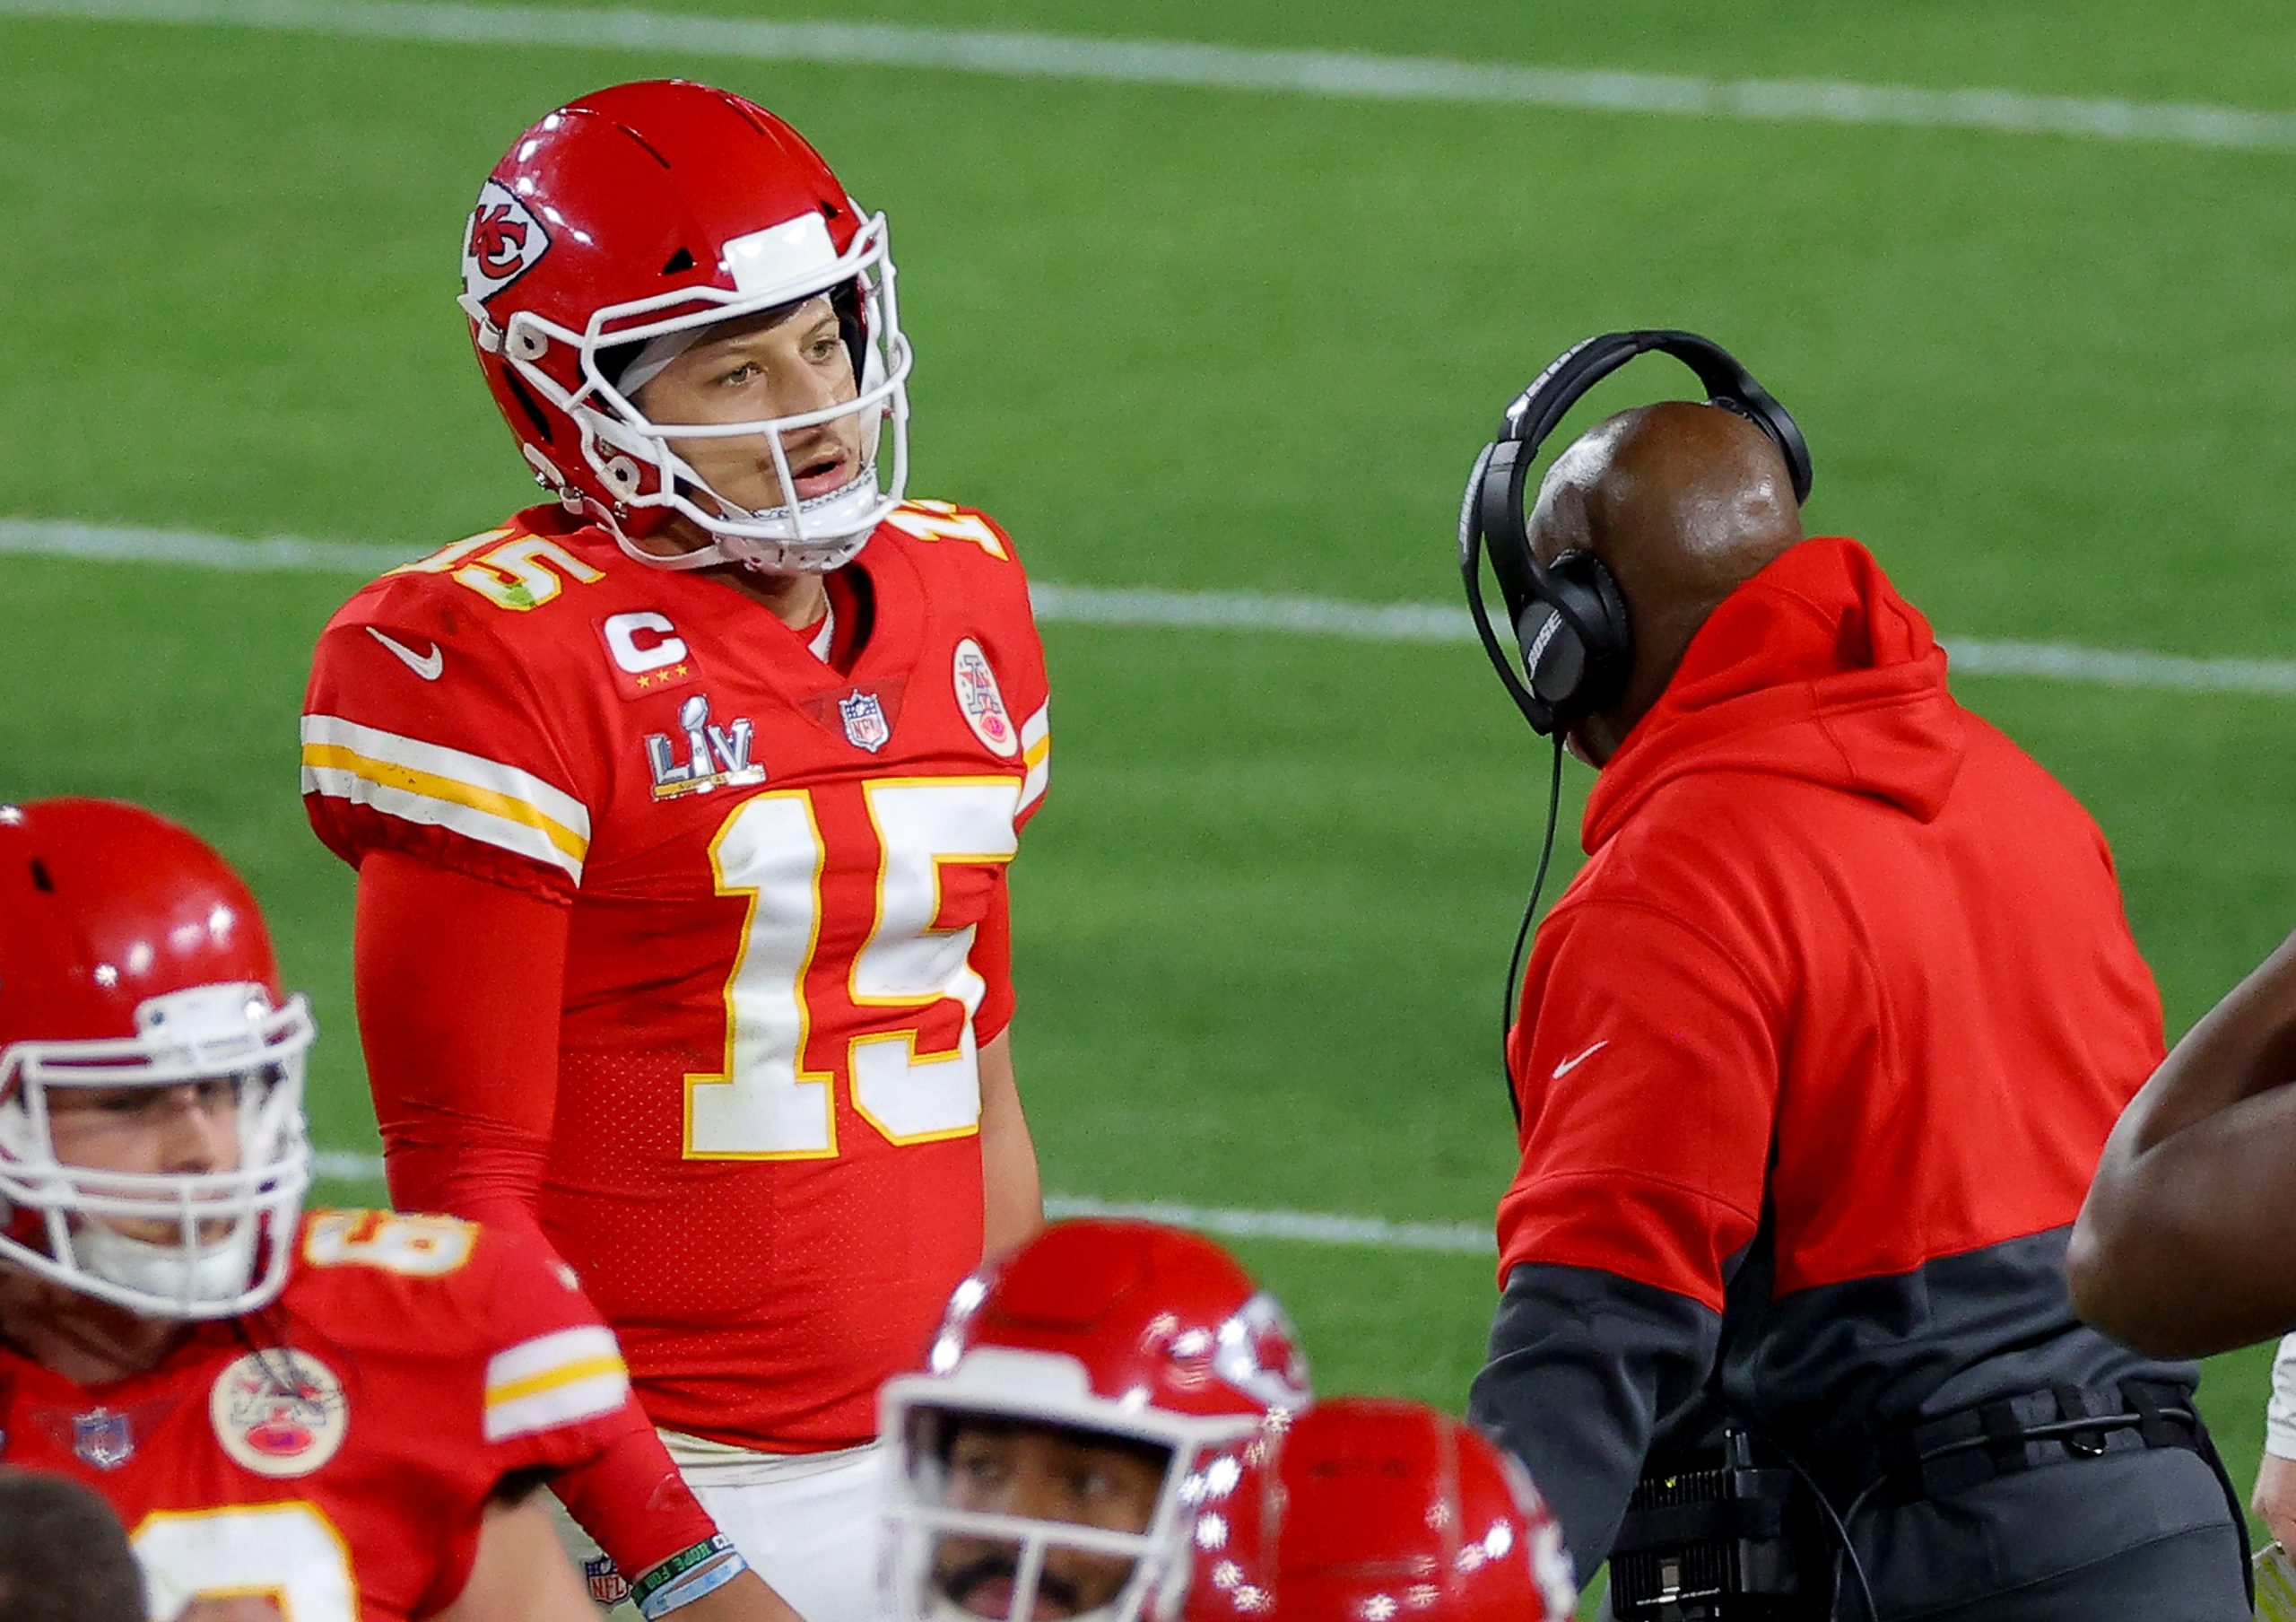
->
xmin=301 ymin=763 xmax=587 ymax=883
xmin=300 ymin=714 xmax=591 ymax=841
xmin=485 ymin=1324 xmax=623 ymax=1397
xmin=483 ymin=1369 xmax=632 ymax=1443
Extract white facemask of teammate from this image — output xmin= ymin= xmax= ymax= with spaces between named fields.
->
xmin=0 ymin=982 xmax=315 ymax=1320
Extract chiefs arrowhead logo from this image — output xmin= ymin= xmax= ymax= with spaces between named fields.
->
xmin=462 ymin=179 xmax=551 ymax=303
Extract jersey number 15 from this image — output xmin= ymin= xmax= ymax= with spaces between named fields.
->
xmin=685 ymin=778 xmax=1020 ymax=1160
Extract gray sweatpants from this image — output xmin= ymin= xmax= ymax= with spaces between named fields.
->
xmin=1848 ymin=1446 xmax=2248 ymax=1621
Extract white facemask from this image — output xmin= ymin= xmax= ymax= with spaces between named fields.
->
xmin=0 ymin=983 xmax=315 ymax=1321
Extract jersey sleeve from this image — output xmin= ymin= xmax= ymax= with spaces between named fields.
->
xmin=301 ymin=561 xmax=594 ymax=903
xmin=953 ymin=502 xmax=1052 ymax=830
xmin=970 ymin=867 xmax=1016 ymax=1041
xmin=444 ymin=1219 xmax=639 ymax=1477
xmin=1496 ymin=897 xmax=1781 ymax=1312
xmin=457 ymin=1222 xmax=726 ymax=1574
xmin=950 ymin=505 xmax=1043 ymax=1030
xmin=1005 ymin=576 xmax=1051 ymax=833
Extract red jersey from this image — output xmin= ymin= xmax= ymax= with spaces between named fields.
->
xmin=0 ymin=1208 xmax=641 ymax=1621
xmin=300 ymin=500 xmax=1051 ymax=1449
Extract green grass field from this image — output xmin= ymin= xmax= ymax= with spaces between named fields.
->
xmin=5 ymin=0 xmax=2296 ymax=1600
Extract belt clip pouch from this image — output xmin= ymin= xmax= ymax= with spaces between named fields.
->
xmin=1609 ymin=1428 xmax=1826 ymax=1621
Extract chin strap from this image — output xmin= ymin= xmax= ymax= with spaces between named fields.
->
xmin=74 ymin=1219 xmax=257 ymax=1312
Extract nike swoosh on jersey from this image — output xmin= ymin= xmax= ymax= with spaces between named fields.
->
xmin=367 ymin=626 xmax=444 ymax=681
xmin=1552 ymin=1040 xmax=1610 ymax=1079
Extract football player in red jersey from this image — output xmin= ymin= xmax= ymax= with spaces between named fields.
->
xmin=877 ymin=1219 xmax=1312 ymax=1622
xmin=0 ymin=798 xmax=788 ymax=1622
xmin=1182 ymin=1399 xmax=1578 ymax=1622
xmin=300 ymin=79 xmax=1052 ymax=1620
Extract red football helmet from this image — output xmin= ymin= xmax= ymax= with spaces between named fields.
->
xmin=0 ymin=800 xmax=313 ymax=1318
xmin=881 ymin=1219 xmax=1313 ymax=1622
xmin=459 ymin=78 xmax=912 ymax=574
xmin=1186 ymin=1399 xmax=1578 ymax=1622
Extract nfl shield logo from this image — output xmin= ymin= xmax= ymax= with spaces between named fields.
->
xmin=584 ymin=1555 xmax=631 ymax=1608
xmin=839 ymin=689 xmax=890 ymax=753
xmin=73 ymin=1408 xmax=135 ymax=1471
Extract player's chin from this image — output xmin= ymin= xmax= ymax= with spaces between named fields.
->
xmin=82 ymin=1216 xmax=183 ymax=1247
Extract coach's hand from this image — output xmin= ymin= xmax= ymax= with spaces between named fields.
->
xmin=2254 ymin=1451 xmax=2296 ymax=1551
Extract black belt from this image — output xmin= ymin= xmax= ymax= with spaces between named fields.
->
xmin=1870 ymin=1378 xmax=2205 ymax=1503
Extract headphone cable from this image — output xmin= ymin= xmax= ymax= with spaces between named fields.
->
xmin=1499 ymin=732 xmax=1568 ymax=1124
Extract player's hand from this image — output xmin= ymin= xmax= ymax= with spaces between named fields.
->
xmin=657 ymin=1568 xmax=807 ymax=1622
xmin=2253 ymin=1451 xmax=2296 ymax=1550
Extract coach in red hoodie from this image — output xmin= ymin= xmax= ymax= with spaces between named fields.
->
xmin=1466 ymin=402 xmax=2248 ymax=1618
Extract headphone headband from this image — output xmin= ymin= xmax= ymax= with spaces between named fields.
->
xmin=1494 ymin=329 xmax=1812 ymax=503
xmin=1457 ymin=328 xmax=1811 ymax=740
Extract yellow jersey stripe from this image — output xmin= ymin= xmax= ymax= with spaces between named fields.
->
xmin=485 ymin=1355 xmax=630 ymax=1409
xmin=301 ymin=744 xmax=589 ymax=863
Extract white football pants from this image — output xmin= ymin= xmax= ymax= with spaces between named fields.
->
xmin=550 ymin=1431 xmax=886 ymax=1622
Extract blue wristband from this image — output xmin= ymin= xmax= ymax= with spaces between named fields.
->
xmin=635 ymin=1549 xmax=748 ymax=1619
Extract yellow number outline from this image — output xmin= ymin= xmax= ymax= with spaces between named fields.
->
xmin=388 ymin=527 xmax=604 ymax=612
xmin=683 ymin=779 xmax=1019 ymax=1160
xmin=684 ymin=789 xmax=837 ymax=1163
xmin=301 ymin=1209 xmax=478 ymax=1278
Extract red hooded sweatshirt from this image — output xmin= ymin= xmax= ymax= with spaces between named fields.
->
xmin=1468 ymin=536 xmax=2185 ymax=1573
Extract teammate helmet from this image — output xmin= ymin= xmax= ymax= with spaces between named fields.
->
xmin=1185 ymin=1398 xmax=1578 ymax=1622
xmin=882 ymin=1218 xmax=1312 ymax=1622
xmin=0 ymin=800 xmax=314 ymax=1319
xmin=459 ymin=78 xmax=912 ymax=575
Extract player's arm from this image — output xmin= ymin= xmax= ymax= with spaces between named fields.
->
xmin=303 ymin=594 xmax=590 ymax=1232
xmin=433 ymin=1493 xmax=808 ymax=1622
xmin=968 ymin=865 xmax=1042 ymax=1257
xmin=355 ymin=851 xmax=567 ymax=1225
xmin=2069 ymin=926 xmax=2296 ymax=1355
xmin=1466 ymin=899 xmax=1777 ymax=1573
xmin=979 ymin=1026 xmax=1041 ymax=1257
xmin=455 ymin=1222 xmax=804 ymax=1620
xmin=431 ymin=1493 xmax=596 ymax=1622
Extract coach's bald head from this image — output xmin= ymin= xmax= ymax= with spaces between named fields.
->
xmin=1529 ymin=399 xmax=1803 ymax=764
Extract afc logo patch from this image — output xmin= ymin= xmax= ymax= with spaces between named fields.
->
xmin=463 ymin=178 xmax=551 ymax=304
xmin=209 ymin=1347 xmax=350 ymax=1479
xmin=952 ymin=639 xmax=1017 ymax=758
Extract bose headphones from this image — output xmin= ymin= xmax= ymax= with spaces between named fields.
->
xmin=1458 ymin=329 xmax=1813 ymax=737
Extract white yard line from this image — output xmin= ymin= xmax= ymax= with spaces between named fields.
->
xmin=5 ymin=514 xmax=2292 ymax=696
xmin=4 ymin=0 xmax=2293 ymax=153
xmin=307 ymin=1148 xmax=1495 ymax=1252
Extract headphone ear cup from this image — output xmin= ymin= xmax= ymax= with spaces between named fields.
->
xmin=1518 ymin=598 xmax=1586 ymax=713
xmin=1578 ymin=554 xmax=1633 ymax=711
xmin=1520 ymin=554 xmax=1631 ymax=722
